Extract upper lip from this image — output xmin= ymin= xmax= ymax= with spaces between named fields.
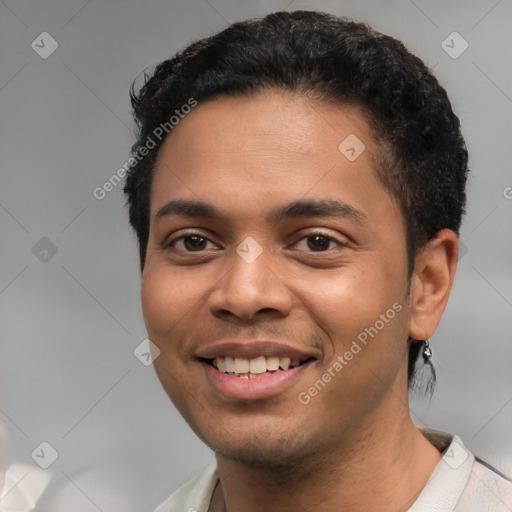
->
xmin=196 ymin=340 xmax=320 ymax=361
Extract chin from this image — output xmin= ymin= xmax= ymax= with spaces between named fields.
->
xmin=204 ymin=421 xmax=318 ymax=468
xmin=218 ymin=443 xmax=305 ymax=470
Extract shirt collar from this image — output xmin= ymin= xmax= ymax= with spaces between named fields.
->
xmin=407 ymin=427 xmax=475 ymax=512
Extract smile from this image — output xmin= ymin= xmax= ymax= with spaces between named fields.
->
xmin=207 ymin=355 xmax=312 ymax=379
xmin=201 ymin=356 xmax=316 ymax=400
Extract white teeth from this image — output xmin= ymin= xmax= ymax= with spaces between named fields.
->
xmin=249 ymin=356 xmax=267 ymax=374
xmin=279 ymin=357 xmax=291 ymax=370
xmin=212 ymin=355 xmax=304 ymax=377
xmin=224 ymin=356 xmax=235 ymax=373
xmin=266 ymin=356 xmax=280 ymax=371
xmin=233 ymin=357 xmax=250 ymax=374
xmin=217 ymin=357 xmax=226 ymax=372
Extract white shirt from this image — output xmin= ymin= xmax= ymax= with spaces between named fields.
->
xmin=155 ymin=429 xmax=512 ymax=512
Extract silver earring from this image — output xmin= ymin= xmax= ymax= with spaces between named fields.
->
xmin=422 ymin=339 xmax=432 ymax=361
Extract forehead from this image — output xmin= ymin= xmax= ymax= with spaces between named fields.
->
xmin=155 ymin=90 xmax=374 ymax=167
xmin=149 ymin=90 xmax=399 ymax=228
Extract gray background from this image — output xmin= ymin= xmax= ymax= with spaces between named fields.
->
xmin=1 ymin=0 xmax=511 ymax=510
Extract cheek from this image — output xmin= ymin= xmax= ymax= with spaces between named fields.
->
xmin=141 ymin=270 xmax=170 ymax=335
xmin=294 ymin=262 xmax=409 ymax=378
xmin=295 ymin=266 xmax=390 ymax=334
xmin=141 ymin=267 xmax=198 ymax=341
xmin=141 ymin=268 xmax=204 ymax=405
xmin=297 ymin=270 xmax=409 ymax=414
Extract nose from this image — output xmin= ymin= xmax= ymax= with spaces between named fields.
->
xmin=207 ymin=246 xmax=293 ymax=321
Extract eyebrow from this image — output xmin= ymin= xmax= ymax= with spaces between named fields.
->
xmin=154 ymin=198 xmax=368 ymax=225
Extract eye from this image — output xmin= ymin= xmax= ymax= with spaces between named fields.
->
xmin=293 ymin=232 xmax=345 ymax=252
xmin=167 ymin=233 xmax=216 ymax=252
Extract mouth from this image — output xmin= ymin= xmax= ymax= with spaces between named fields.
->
xmin=203 ymin=355 xmax=315 ymax=379
xmin=200 ymin=355 xmax=317 ymax=401
xmin=196 ymin=340 xmax=319 ymax=400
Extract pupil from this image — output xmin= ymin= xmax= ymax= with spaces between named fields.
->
xmin=308 ymin=235 xmax=329 ymax=251
xmin=185 ymin=236 xmax=206 ymax=250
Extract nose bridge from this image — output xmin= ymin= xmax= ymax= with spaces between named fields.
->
xmin=208 ymin=239 xmax=292 ymax=320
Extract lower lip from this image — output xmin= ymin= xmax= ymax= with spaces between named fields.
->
xmin=201 ymin=360 xmax=314 ymax=400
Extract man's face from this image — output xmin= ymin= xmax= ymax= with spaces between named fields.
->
xmin=141 ymin=91 xmax=413 ymax=466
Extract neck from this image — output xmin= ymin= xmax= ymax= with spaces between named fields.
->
xmin=212 ymin=404 xmax=441 ymax=511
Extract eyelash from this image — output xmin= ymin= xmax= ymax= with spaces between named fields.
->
xmin=165 ymin=230 xmax=346 ymax=253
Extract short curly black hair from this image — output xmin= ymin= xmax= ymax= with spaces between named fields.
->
xmin=123 ymin=10 xmax=468 ymax=389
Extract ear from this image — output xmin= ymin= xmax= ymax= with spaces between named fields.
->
xmin=408 ymin=229 xmax=459 ymax=341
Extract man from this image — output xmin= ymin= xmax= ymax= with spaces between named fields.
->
xmin=123 ymin=10 xmax=511 ymax=511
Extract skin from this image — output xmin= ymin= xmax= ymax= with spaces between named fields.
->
xmin=141 ymin=90 xmax=459 ymax=511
